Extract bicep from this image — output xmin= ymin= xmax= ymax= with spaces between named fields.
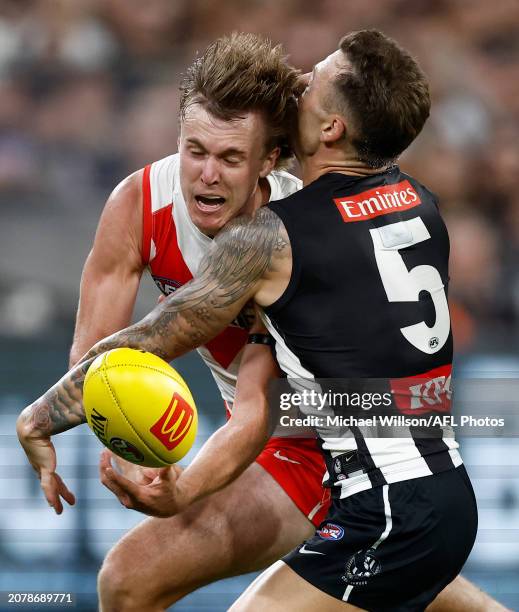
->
xmin=70 ymin=173 xmax=145 ymax=364
xmin=71 ymin=252 xmax=143 ymax=363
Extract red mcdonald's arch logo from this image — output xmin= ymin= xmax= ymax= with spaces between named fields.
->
xmin=150 ymin=393 xmax=194 ymax=451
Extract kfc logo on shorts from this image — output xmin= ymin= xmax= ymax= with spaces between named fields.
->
xmin=318 ymin=523 xmax=345 ymax=541
xmin=150 ymin=393 xmax=194 ymax=451
xmin=334 ymin=180 xmax=421 ymax=223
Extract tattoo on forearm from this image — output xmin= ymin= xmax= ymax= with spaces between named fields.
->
xmin=26 ymin=207 xmax=289 ymax=435
xmin=24 ymin=358 xmax=93 ymax=436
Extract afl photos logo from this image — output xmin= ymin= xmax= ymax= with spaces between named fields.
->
xmin=150 ymin=393 xmax=194 ymax=451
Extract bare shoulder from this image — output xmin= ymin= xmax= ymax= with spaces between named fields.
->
xmin=202 ymin=207 xmax=291 ymax=307
xmin=103 ymin=169 xmax=143 ymax=225
xmin=91 ymin=169 xmax=145 ymax=270
xmin=213 ymin=206 xmax=291 ymax=264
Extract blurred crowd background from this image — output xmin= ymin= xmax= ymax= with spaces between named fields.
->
xmin=0 ymin=0 xmax=518 ymax=610
xmin=1 ymin=0 xmax=519 ymax=349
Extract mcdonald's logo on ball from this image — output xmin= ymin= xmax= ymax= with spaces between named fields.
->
xmin=84 ymin=348 xmax=198 ymax=466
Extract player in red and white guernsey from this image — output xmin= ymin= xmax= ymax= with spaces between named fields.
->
xmin=141 ymin=152 xmax=295 ymax=406
xmin=67 ymin=34 xmax=328 ymax=611
xmin=139 ymin=149 xmax=329 ymax=510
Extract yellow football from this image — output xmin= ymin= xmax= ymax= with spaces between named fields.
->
xmin=83 ymin=348 xmax=197 ymax=467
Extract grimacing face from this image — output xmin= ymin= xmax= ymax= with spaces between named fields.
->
xmin=179 ymin=104 xmax=278 ymax=237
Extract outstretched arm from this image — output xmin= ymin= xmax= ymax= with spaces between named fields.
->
xmin=99 ymin=318 xmax=280 ymax=516
xmin=17 ymin=207 xmax=290 ymax=512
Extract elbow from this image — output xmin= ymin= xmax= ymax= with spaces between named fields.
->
xmin=69 ymin=348 xmax=82 ymax=369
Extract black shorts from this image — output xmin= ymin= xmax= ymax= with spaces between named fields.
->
xmin=284 ymin=466 xmax=478 ymax=612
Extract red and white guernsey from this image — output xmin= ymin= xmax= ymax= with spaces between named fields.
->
xmin=141 ymin=153 xmax=301 ymax=403
xmin=140 ymin=153 xmax=330 ymax=526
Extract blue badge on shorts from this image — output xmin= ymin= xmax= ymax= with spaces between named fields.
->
xmin=317 ymin=522 xmax=344 ymax=540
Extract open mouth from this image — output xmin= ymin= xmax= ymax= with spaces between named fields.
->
xmin=195 ymin=195 xmax=226 ymax=212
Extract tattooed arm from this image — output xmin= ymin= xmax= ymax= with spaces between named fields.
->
xmin=99 ymin=312 xmax=280 ymax=517
xmin=17 ymin=207 xmax=290 ymax=513
xmin=80 ymin=204 xmax=289 ymax=361
xmin=16 ymin=358 xmax=93 ymax=513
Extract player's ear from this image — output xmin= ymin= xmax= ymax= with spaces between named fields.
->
xmin=259 ymin=146 xmax=280 ymax=178
xmin=321 ymin=116 xmax=346 ymax=144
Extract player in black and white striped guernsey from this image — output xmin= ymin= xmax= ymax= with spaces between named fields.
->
xmin=228 ymin=30 xmax=478 ymax=611
xmin=263 ymin=163 xmax=461 ymax=501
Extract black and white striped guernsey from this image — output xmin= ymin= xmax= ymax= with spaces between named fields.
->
xmin=262 ymin=168 xmax=462 ymax=499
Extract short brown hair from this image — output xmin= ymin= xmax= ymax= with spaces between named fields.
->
xmin=179 ymin=32 xmax=299 ymax=169
xmin=334 ymin=30 xmax=430 ymax=168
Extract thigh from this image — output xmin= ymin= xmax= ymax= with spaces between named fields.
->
xmin=102 ymin=462 xmax=315 ymax=603
xmin=230 ymin=561 xmax=365 ymax=612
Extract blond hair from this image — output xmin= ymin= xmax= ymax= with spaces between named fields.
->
xmin=180 ymin=32 xmax=298 ymax=169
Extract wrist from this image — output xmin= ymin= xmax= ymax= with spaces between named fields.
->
xmin=174 ymin=473 xmax=198 ymax=510
xmin=247 ymin=333 xmax=274 ymax=346
xmin=16 ymin=403 xmax=49 ymax=441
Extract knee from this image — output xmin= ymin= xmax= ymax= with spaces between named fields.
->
xmin=98 ymin=550 xmax=160 ymax=612
xmin=98 ymin=553 xmax=135 ymax=612
xmin=97 ymin=545 xmax=183 ymax=612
